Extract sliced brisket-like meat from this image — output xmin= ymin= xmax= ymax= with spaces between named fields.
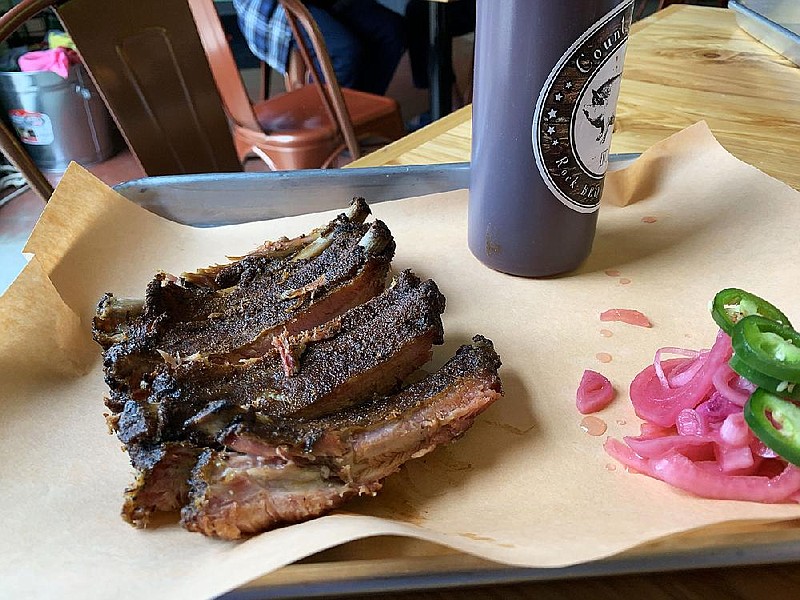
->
xmin=181 ymin=451 xmax=363 ymax=540
xmin=92 ymin=295 xmax=145 ymax=349
xmin=95 ymin=200 xmax=394 ymax=392
xmin=122 ymin=442 xmax=202 ymax=527
xmin=95 ymin=198 xmax=505 ymax=540
xmin=93 ymin=199 xmax=366 ymax=352
xmin=116 ymin=270 xmax=446 ymax=446
xmin=180 ymin=336 xmax=503 ymax=539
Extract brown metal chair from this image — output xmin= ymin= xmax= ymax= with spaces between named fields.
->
xmin=187 ymin=0 xmax=406 ymax=170
xmin=0 ymin=0 xmax=241 ymax=201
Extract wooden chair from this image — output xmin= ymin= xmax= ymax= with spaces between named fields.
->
xmin=187 ymin=0 xmax=406 ymax=170
xmin=0 ymin=0 xmax=242 ymax=201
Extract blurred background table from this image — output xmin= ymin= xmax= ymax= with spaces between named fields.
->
xmin=237 ymin=4 xmax=800 ymax=599
xmin=349 ymin=4 xmax=800 ymax=192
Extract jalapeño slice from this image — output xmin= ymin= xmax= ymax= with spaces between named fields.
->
xmin=729 ymin=354 xmax=800 ymax=401
xmin=732 ymin=316 xmax=800 ymax=384
xmin=711 ymin=288 xmax=792 ymax=335
xmin=744 ymin=389 xmax=800 ymax=467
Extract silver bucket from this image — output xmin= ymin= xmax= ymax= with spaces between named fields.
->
xmin=0 ymin=63 xmax=118 ymax=172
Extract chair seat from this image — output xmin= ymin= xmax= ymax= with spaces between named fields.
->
xmin=189 ymin=0 xmax=406 ymax=171
xmin=253 ymin=85 xmax=403 ymax=146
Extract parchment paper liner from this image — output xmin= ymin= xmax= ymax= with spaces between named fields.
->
xmin=2 ymin=122 xmax=800 ymax=599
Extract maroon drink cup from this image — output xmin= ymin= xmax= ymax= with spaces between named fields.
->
xmin=469 ymin=0 xmax=634 ymax=277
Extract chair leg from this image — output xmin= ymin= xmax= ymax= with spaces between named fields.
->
xmin=259 ymin=61 xmax=271 ymax=101
xmin=283 ymin=50 xmax=307 ymax=91
xmin=0 ymin=120 xmax=53 ymax=202
xmin=251 ymin=145 xmax=278 ymax=170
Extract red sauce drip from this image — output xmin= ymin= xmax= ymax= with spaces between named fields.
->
xmin=641 ymin=216 xmax=658 ymax=223
xmin=580 ymin=416 xmax=608 ymax=436
xmin=596 ymin=352 xmax=613 ymax=363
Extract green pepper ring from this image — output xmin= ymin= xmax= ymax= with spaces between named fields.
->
xmin=729 ymin=354 xmax=800 ymax=401
xmin=743 ymin=389 xmax=800 ymax=468
xmin=711 ymin=288 xmax=792 ymax=335
xmin=731 ymin=315 xmax=800 ymax=384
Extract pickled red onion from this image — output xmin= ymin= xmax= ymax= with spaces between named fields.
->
xmin=605 ymin=438 xmax=800 ymax=502
xmin=712 ymin=362 xmax=750 ymax=406
xmin=576 ymin=370 xmax=616 ymax=414
xmin=653 ymin=347 xmax=702 ymax=389
xmin=650 ymin=454 xmax=800 ymax=503
xmin=605 ymin=329 xmax=800 ymax=504
xmin=719 ymin=413 xmax=750 ymax=446
xmin=676 ymin=408 xmax=705 ymax=436
xmin=629 ymin=331 xmax=731 ymax=428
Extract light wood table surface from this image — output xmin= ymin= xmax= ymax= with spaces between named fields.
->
xmin=350 ymin=4 xmax=800 ymax=192
xmin=241 ymin=5 xmax=800 ymax=599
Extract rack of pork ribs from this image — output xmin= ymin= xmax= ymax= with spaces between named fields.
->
xmin=93 ymin=199 xmax=503 ymax=540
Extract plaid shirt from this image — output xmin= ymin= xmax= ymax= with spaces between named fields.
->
xmin=233 ymin=0 xmax=294 ymax=73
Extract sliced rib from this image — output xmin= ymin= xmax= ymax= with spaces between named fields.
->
xmin=95 ymin=199 xmax=394 ymax=392
xmin=122 ymin=442 xmax=202 ymax=527
xmin=114 ymin=270 xmax=446 ymax=447
xmin=180 ymin=336 xmax=503 ymax=539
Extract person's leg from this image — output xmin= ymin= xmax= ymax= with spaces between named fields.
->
xmin=333 ymin=0 xmax=405 ymax=95
xmin=306 ymin=5 xmax=362 ymax=89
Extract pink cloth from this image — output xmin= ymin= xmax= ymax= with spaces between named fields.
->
xmin=18 ymin=48 xmax=79 ymax=78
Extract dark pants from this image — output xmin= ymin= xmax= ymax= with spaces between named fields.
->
xmin=405 ymin=0 xmax=475 ymax=90
xmin=307 ymin=0 xmax=405 ymax=95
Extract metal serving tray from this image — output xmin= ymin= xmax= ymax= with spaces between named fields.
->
xmin=729 ymin=0 xmax=800 ymax=67
xmin=112 ymin=156 xmax=641 ymax=226
xmin=114 ymin=162 xmax=471 ymax=226
xmin=110 ymin=157 xmax=800 ymax=599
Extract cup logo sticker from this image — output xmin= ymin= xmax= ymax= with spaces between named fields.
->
xmin=532 ymin=1 xmax=633 ymax=213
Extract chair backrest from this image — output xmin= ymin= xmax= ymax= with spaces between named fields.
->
xmin=56 ymin=0 xmax=242 ymax=175
xmin=0 ymin=0 xmax=242 ymax=201
xmin=189 ymin=0 xmax=362 ymax=161
xmin=278 ymin=0 xmax=360 ymax=159
xmin=185 ymin=0 xmax=262 ymax=133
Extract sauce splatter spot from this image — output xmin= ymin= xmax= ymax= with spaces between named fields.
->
xmin=641 ymin=216 xmax=658 ymax=223
xmin=600 ymin=328 xmax=613 ymax=337
xmin=605 ymin=269 xmax=621 ymax=277
xmin=616 ymin=419 xmax=627 ymax=426
xmin=580 ymin=416 xmax=607 ymax=436
xmin=619 ymin=278 xmax=632 ymax=285
xmin=596 ymin=352 xmax=613 ymax=363
xmin=600 ymin=308 xmax=651 ymax=328
xmin=605 ymin=463 xmax=618 ymax=471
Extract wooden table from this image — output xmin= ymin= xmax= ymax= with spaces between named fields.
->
xmin=240 ymin=5 xmax=800 ymax=599
xmin=350 ymin=4 xmax=800 ymax=193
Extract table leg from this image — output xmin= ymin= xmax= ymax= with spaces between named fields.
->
xmin=428 ymin=1 xmax=452 ymax=121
